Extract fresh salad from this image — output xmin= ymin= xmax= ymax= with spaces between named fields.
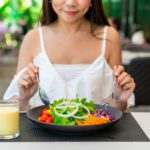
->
xmin=38 ymin=97 xmax=116 ymax=126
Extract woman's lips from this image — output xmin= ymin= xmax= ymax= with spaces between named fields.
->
xmin=64 ymin=11 xmax=79 ymax=16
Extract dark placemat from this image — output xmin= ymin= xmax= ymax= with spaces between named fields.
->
xmin=1 ymin=113 xmax=149 ymax=142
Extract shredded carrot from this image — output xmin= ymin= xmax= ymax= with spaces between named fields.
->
xmin=76 ymin=115 xmax=110 ymax=125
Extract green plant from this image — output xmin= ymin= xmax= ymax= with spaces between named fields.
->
xmin=0 ymin=0 xmax=42 ymax=29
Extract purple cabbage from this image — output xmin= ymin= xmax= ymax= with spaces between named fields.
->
xmin=92 ymin=109 xmax=116 ymax=121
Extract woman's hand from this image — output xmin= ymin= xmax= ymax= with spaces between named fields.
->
xmin=113 ymin=65 xmax=136 ymax=102
xmin=18 ymin=63 xmax=39 ymax=101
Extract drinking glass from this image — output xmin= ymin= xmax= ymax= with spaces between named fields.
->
xmin=0 ymin=100 xmax=19 ymax=139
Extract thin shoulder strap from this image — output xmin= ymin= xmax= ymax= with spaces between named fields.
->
xmin=38 ymin=27 xmax=45 ymax=52
xmin=101 ymin=26 xmax=108 ymax=56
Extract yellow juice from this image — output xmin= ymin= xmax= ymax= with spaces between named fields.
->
xmin=0 ymin=107 xmax=19 ymax=136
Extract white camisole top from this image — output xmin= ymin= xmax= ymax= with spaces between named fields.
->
xmin=3 ymin=26 xmax=135 ymax=107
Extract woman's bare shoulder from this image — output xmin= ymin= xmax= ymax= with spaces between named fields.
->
xmin=107 ymin=26 xmax=120 ymax=43
xmin=94 ymin=25 xmax=119 ymax=39
xmin=19 ymin=27 xmax=41 ymax=55
xmin=23 ymin=27 xmax=39 ymax=45
xmin=95 ymin=25 xmax=119 ymax=40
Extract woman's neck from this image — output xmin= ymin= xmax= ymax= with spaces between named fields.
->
xmin=54 ymin=18 xmax=90 ymax=35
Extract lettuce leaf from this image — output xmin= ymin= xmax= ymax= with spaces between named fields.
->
xmin=49 ymin=97 xmax=96 ymax=125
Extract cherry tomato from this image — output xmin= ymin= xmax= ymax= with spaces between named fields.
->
xmin=40 ymin=108 xmax=51 ymax=116
xmin=38 ymin=114 xmax=49 ymax=122
xmin=45 ymin=117 xmax=54 ymax=123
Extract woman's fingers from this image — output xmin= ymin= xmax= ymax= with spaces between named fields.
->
xmin=19 ymin=74 xmax=33 ymax=88
xmin=18 ymin=63 xmax=39 ymax=89
xmin=118 ymin=72 xmax=131 ymax=86
xmin=26 ymin=63 xmax=39 ymax=83
xmin=113 ymin=65 xmax=136 ymax=91
xmin=122 ymin=83 xmax=132 ymax=90
xmin=114 ymin=65 xmax=125 ymax=76
xmin=28 ymin=63 xmax=39 ymax=74
xmin=28 ymin=63 xmax=39 ymax=82
xmin=23 ymin=74 xmax=34 ymax=86
xmin=27 ymin=69 xmax=37 ymax=83
xmin=122 ymin=78 xmax=135 ymax=90
xmin=18 ymin=77 xmax=30 ymax=89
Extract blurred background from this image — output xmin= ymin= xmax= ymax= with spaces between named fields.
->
xmin=0 ymin=0 xmax=150 ymax=111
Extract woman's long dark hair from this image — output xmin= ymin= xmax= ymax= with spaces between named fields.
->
xmin=40 ymin=0 xmax=110 ymax=36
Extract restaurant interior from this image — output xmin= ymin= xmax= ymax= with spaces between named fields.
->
xmin=0 ymin=0 xmax=150 ymax=147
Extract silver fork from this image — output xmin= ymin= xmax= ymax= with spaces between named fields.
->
xmin=100 ymin=94 xmax=113 ymax=106
xmin=100 ymin=75 xmax=116 ymax=106
xmin=36 ymin=75 xmax=50 ymax=106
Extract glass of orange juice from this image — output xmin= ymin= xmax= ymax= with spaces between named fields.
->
xmin=0 ymin=100 xmax=19 ymax=139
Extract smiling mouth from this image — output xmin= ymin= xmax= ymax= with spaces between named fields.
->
xmin=64 ymin=11 xmax=79 ymax=16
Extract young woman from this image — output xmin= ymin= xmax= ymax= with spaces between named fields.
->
xmin=4 ymin=0 xmax=135 ymax=111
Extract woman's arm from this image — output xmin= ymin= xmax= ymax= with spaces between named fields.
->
xmin=9 ymin=28 xmax=40 ymax=110
xmin=106 ymin=27 xmax=135 ymax=111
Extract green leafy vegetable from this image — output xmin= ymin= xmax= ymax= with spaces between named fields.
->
xmin=49 ymin=97 xmax=96 ymax=125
